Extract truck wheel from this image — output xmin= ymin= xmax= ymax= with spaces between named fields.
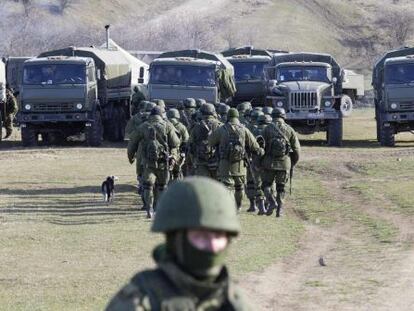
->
xmin=340 ymin=95 xmax=353 ymax=117
xmin=21 ymin=125 xmax=38 ymax=147
xmin=86 ymin=111 xmax=103 ymax=147
xmin=327 ymin=118 xmax=343 ymax=146
xmin=106 ymin=106 xmax=126 ymax=142
xmin=379 ymin=122 xmax=395 ymax=147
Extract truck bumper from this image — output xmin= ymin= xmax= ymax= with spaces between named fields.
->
xmin=381 ymin=111 xmax=414 ymax=123
xmin=17 ymin=112 xmax=91 ymax=124
xmin=286 ymin=110 xmax=340 ymax=120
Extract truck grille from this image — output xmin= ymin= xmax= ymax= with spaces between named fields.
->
xmin=32 ymin=103 xmax=75 ymax=112
xmin=399 ymin=102 xmax=414 ymax=111
xmin=289 ymin=92 xmax=318 ymax=110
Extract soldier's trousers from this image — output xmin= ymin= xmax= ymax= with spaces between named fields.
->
xmin=3 ymin=114 xmax=13 ymax=133
xmin=142 ymin=167 xmax=169 ymax=211
xmin=220 ymin=175 xmax=246 ymax=208
xmin=261 ymin=170 xmax=289 ymax=206
xmin=193 ymin=164 xmax=217 ymax=180
xmin=246 ymin=166 xmax=264 ymax=201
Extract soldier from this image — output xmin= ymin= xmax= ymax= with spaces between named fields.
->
xmin=261 ymin=108 xmax=300 ymax=217
xmin=127 ymin=106 xmax=180 ymax=218
xmin=195 ymin=98 xmax=206 ymax=109
xmin=125 ymin=101 xmax=152 ymax=138
xmin=167 ymin=108 xmax=189 ymax=181
xmin=180 ymin=98 xmax=197 ymax=128
xmin=262 ymin=106 xmax=273 ymax=116
xmin=105 ymin=177 xmax=252 ymax=310
xmin=209 ymin=108 xmax=264 ymax=210
xmin=236 ymin=101 xmax=252 ymax=127
xmin=217 ymin=103 xmax=230 ymax=123
xmin=189 ymin=103 xmax=222 ymax=179
xmin=130 ymin=86 xmax=146 ymax=116
xmin=1 ymin=86 xmax=18 ymax=139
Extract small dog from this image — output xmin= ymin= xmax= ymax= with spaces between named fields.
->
xmin=101 ymin=176 xmax=118 ymax=203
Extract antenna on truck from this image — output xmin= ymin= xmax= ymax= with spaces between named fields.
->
xmin=105 ymin=25 xmax=110 ymax=49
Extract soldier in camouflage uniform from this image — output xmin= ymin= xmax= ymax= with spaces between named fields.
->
xmin=236 ymin=101 xmax=252 ymax=127
xmin=167 ymin=108 xmax=189 ymax=181
xmin=195 ymin=98 xmax=206 ymax=109
xmin=128 ymin=106 xmax=180 ymax=218
xmin=217 ymin=103 xmax=230 ymax=123
xmin=189 ymin=103 xmax=222 ymax=179
xmin=180 ymin=98 xmax=197 ymax=128
xmin=1 ymin=87 xmax=18 ymax=139
xmin=209 ymin=108 xmax=264 ymax=210
xmin=261 ymin=108 xmax=300 ymax=217
xmin=105 ymin=177 xmax=252 ymax=311
xmin=262 ymin=106 xmax=273 ymax=116
xmin=130 ymin=86 xmax=146 ymax=116
xmin=125 ymin=101 xmax=151 ymax=137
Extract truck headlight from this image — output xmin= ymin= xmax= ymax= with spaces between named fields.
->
xmin=390 ymin=103 xmax=398 ymax=109
xmin=25 ymin=104 xmax=31 ymax=110
xmin=76 ymin=103 xmax=83 ymax=110
xmin=276 ymin=101 xmax=284 ymax=107
xmin=324 ymin=101 xmax=331 ymax=107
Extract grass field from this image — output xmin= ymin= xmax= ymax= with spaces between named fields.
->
xmin=0 ymin=108 xmax=413 ymax=310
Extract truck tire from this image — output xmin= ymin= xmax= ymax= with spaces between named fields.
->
xmin=379 ymin=122 xmax=395 ymax=147
xmin=327 ymin=118 xmax=343 ymax=146
xmin=21 ymin=125 xmax=38 ymax=147
xmin=340 ymin=95 xmax=353 ymax=117
xmin=86 ymin=111 xmax=103 ymax=147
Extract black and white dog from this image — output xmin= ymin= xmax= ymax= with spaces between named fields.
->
xmin=101 ymin=176 xmax=118 ymax=203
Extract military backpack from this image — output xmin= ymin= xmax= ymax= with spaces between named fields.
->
xmin=146 ymin=123 xmax=168 ymax=166
xmin=267 ymin=123 xmax=290 ymax=159
xmin=220 ymin=123 xmax=246 ymax=162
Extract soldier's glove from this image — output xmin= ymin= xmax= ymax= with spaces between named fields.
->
xmin=256 ymin=147 xmax=265 ymax=157
xmin=290 ymin=152 xmax=299 ymax=167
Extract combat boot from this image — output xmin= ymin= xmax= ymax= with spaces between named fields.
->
xmin=247 ymin=199 xmax=257 ymax=212
xmin=276 ymin=193 xmax=284 ymax=218
xmin=146 ymin=207 xmax=154 ymax=219
xmin=4 ymin=128 xmax=12 ymax=139
xmin=257 ymin=199 xmax=266 ymax=215
xmin=276 ymin=204 xmax=282 ymax=217
xmin=265 ymin=198 xmax=278 ymax=216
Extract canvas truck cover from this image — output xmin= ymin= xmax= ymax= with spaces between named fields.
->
xmin=156 ymin=50 xmax=236 ymax=98
xmin=372 ymin=47 xmax=414 ymax=89
xmin=222 ymin=46 xmax=273 ymax=57
xmin=0 ymin=61 xmax=5 ymax=102
xmin=269 ymin=52 xmax=343 ymax=94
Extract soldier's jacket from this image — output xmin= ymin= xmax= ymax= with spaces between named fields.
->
xmin=189 ymin=116 xmax=222 ymax=166
xmin=238 ymin=115 xmax=250 ymax=127
xmin=125 ymin=113 xmax=147 ymax=138
xmin=208 ymin=118 xmax=262 ymax=177
xmin=105 ymin=250 xmax=251 ymax=311
xmin=261 ymin=118 xmax=300 ymax=171
xmin=169 ymin=118 xmax=189 ymax=162
xmin=127 ymin=115 xmax=180 ymax=168
xmin=4 ymin=89 xmax=18 ymax=115
xmin=180 ymin=109 xmax=196 ymax=128
xmin=131 ymin=90 xmax=146 ymax=115
xmin=250 ymin=124 xmax=267 ymax=168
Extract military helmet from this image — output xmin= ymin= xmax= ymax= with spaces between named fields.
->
xmin=250 ymin=109 xmax=264 ymax=121
xmin=154 ymin=99 xmax=166 ymax=109
xmin=133 ymin=86 xmax=139 ymax=92
xmin=253 ymin=106 xmax=263 ymax=112
xmin=151 ymin=106 xmax=164 ymax=116
xmin=138 ymin=100 xmax=150 ymax=111
xmin=237 ymin=101 xmax=252 ymax=113
xmin=218 ymin=103 xmax=230 ymax=115
xmin=145 ymin=102 xmax=157 ymax=112
xmin=152 ymin=177 xmax=241 ymax=235
xmin=200 ymin=103 xmax=216 ymax=116
xmin=263 ymin=106 xmax=273 ymax=115
xmin=184 ymin=98 xmax=197 ymax=108
xmin=227 ymin=108 xmax=239 ymax=119
xmin=167 ymin=108 xmax=180 ymax=120
xmin=272 ymin=107 xmax=286 ymax=119
xmin=195 ymin=98 xmax=207 ymax=108
xmin=258 ymin=114 xmax=272 ymax=125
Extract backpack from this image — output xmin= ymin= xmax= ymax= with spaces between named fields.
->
xmin=267 ymin=123 xmax=290 ymax=158
xmin=195 ymin=119 xmax=215 ymax=161
xmin=221 ymin=123 xmax=246 ymax=162
xmin=146 ymin=123 xmax=168 ymax=165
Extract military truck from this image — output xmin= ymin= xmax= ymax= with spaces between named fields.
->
xmin=17 ymin=45 xmax=148 ymax=146
xmin=266 ymin=52 xmax=364 ymax=146
xmin=372 ymin=47 xmax=414 ymax=146
xmin=0 ymin=60 xmax=6 ymax=141
xmin=148 ymin=50 xmax=236 ymax=107
xmin=222 ymin=46 xmax=285 ymax=106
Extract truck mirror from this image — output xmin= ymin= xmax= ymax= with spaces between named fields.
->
xmin=139 ymin=67 xmax=144 ymax=79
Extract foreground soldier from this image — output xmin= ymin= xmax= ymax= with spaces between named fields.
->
xmin=127 ymin=106 xmax=180 ymax=218
xmin=209 ymin=108 xmax=263 ymax=210
xmin=261 ymin=108 xmax=300 ymax=217
xmin=105 ymin=177 xmax=251 ymax=310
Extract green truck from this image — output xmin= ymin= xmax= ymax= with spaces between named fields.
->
xmin=148 ymin=50 xmax=236 ymax=107
xmin=266 ymin=52 xmax=364 ymax=146
xmin=0 ymin=60 xmax=5 ymax=141
xmin=222 ymin=46 xmax=276 ymax=106
xmin=372 ymin=47 xmax=414 ymax=146
xmin=17 ymin=45 xmax=148 ymax=146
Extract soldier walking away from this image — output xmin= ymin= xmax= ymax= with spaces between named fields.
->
xmin=261 ymin=108 xmax=300 ymax=217
xmin=217 ymin=103 xmax=230 ymax=123
xmin=209 ymin=108 xmax=264 ymax=210
xmin=130 ymin=86 xmax=146 ymax=116
xmin=236 ymin=101 xmax=252 ymax=127
xmin=105 ymin=177 xmax=252 ymax=311
xmin=189 ymin=103 xmax=222 ymax=179
xmin=180 ymin=98 xmax=197 ymax=128
xmin=1 ymin=86 xmax=18 ymax=140
xmin=127 ymin=106 xmax=180 ymax=218
xmin=167 ymin=108 xmax=189 ymax=181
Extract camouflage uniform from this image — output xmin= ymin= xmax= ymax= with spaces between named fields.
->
xmin=217 ymin=103 xmax=230 ymax=123
xmin=236 ymin=101 xmax=252 ymax=127
xmin=130 ymin=86 xmax=146 ymax=116
xmin=127 ymin=107 xmax=180 ymax=218
xmin=261 ymin=108 xmax=300 ymax=217
xmin=105 ymin=177 xmax=252 ymax=311
xmin=209 ymin=108 xmax=263 ymax=209
xmin=189 ymin=103 xmax=222 ymax=179
xmin=1 ymin=88 xmax=18 ymax=139
xmin=180 ymin=98 xmax=196 ymax=128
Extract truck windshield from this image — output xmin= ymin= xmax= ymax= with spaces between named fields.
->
xmin=150 ymin=65 xmax=216 ymax=87
xmin=277 ymin=66 xmax=329 ymax=82
xmin=385 ymin=63 xmax=414 ymax=84
xmin=23 ymin=64 xmax=86 ymax=85
xmin=232 ymin=62 xmax=266 ymax=81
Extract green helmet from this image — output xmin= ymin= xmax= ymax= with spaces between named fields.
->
xmin=154 ymin=99 xmax=166 ymax=110
xmin=133 ymin=86 xmax=139 ymax=92
xmin=218 ymin=103 xmax=230 ymax=115
xmin=195 ymin=98 xmax=207 ymax=108
xmin=263 ymin=106 xmax=273 ymax=115
xmin=200 ymin=103 xmax=216 ymax=116
xmin=145 ymin=102 xmax=157 ymax=113
xmin=253 ymin=106 xmax=263 ymax=112
xmin=258 ymin=114 xmax=272 ymax=125
xmin=167 ymin=108 xmax=180 ymax=120
xmin=152 ymin=177 xmax=241 ymax=235
xmin=237 ymin=101 xmax=252 ymax=113
xmin=227 ymin=108 xmax=239 ymax=119
xmin=250 ymin=109 xmax=264 ymax=121
xmin=184 ymin=98 xmax=196 ymax=108
xmin=272 ymin=107 xmax=286 ymax=119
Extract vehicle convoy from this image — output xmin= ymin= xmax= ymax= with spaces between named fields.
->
xmin=372 ymin=47 xmax=414 ymax=146
xmin=266 ymin=52 xmax=364 ymax=146
xmin=17 ymin=42 xmax=148 ymax=147
xmin=222 ymin=46 xmax=275 ymax=106
xmin=148 ymin=50 xmax=236 ymax=107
